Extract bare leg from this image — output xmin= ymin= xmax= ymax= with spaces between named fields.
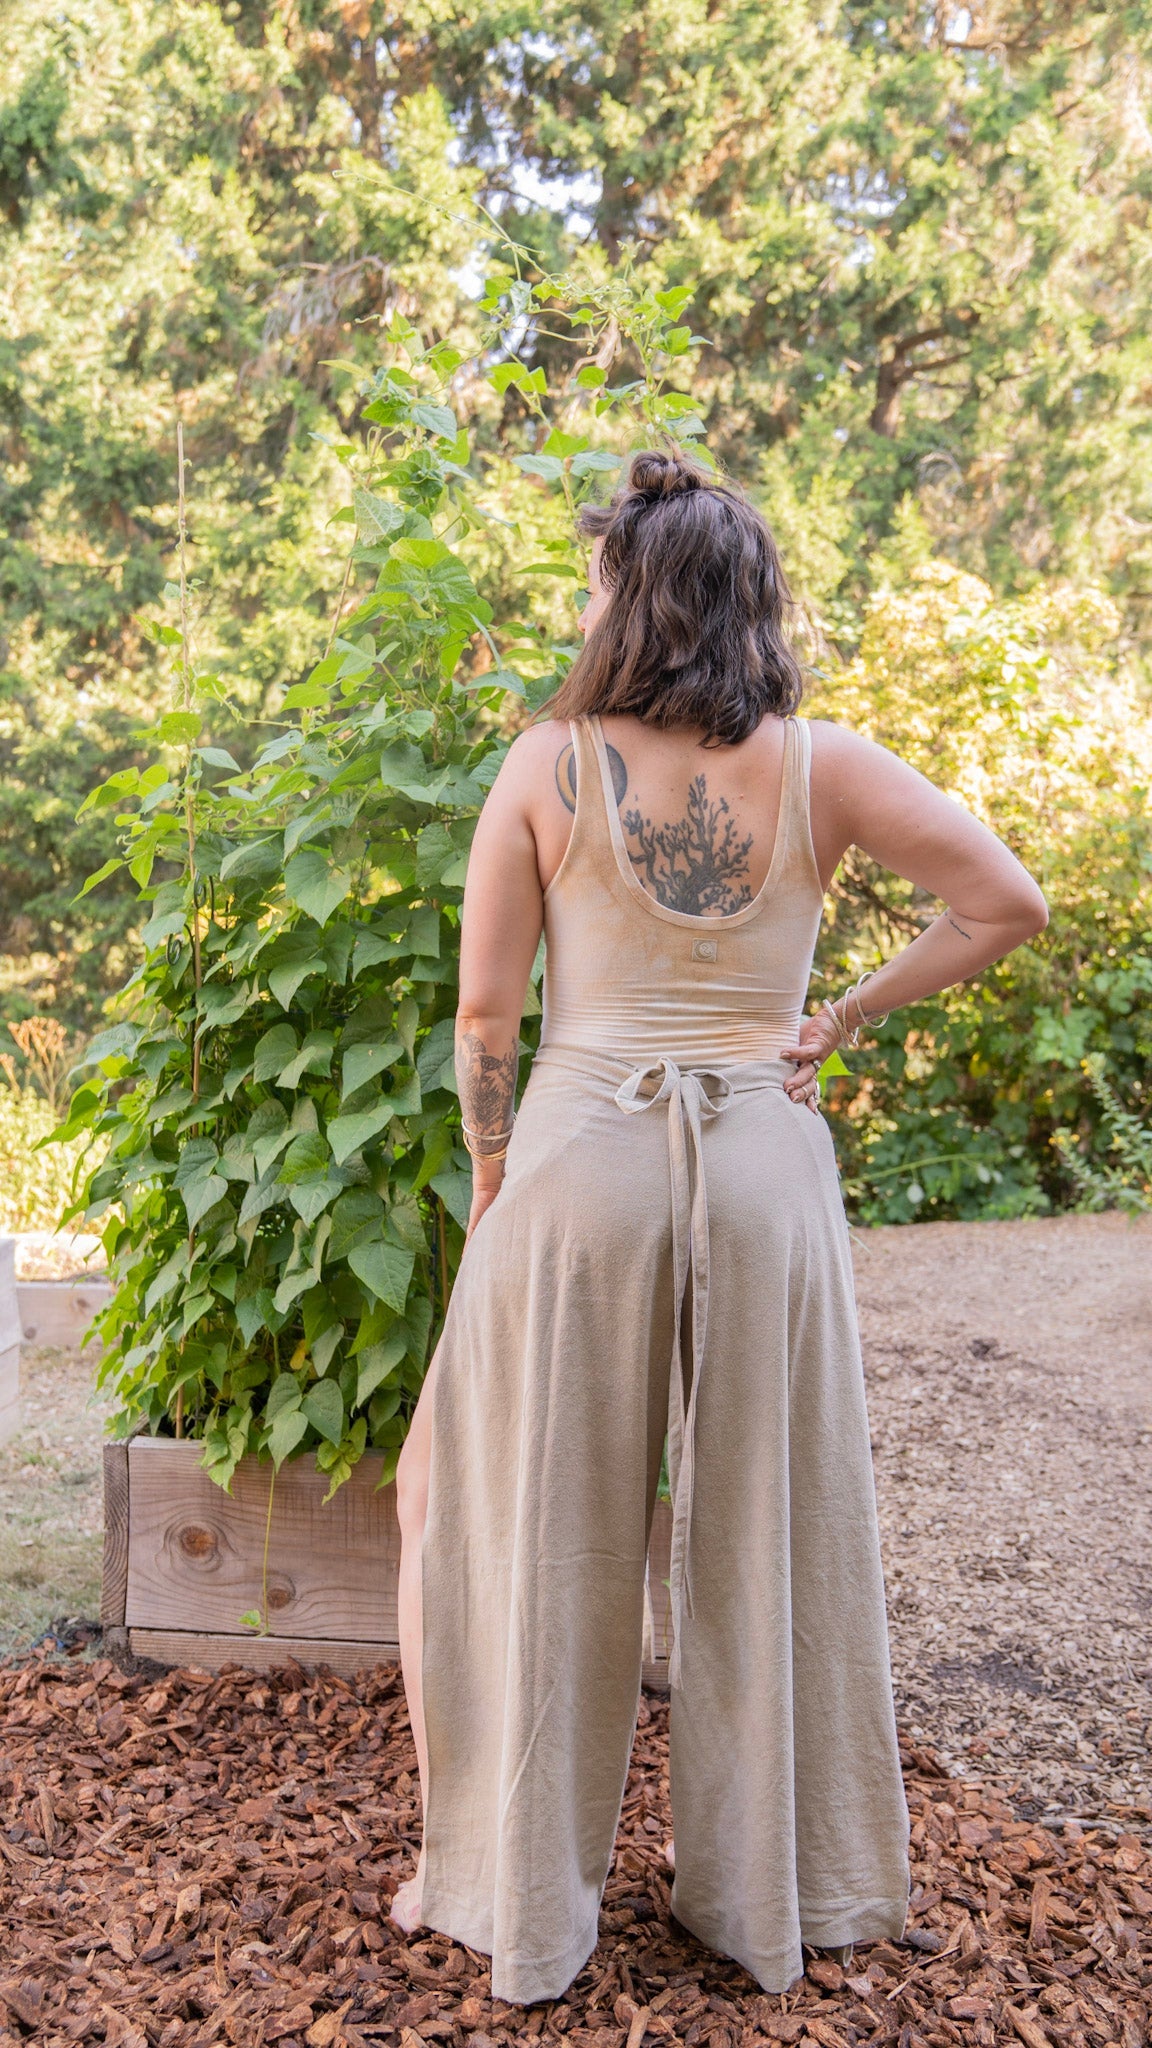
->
xmin=389 ymin=1342 xmax=442 ymax=1934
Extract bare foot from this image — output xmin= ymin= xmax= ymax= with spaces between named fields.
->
xmin=663 ymin=1838 xmax=675 ymax=1871
xmin=389 ymin=1842 xmax=427 ymax=1934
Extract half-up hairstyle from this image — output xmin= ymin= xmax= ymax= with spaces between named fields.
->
xmin=542 ymin=448 xmax=804 ymax=745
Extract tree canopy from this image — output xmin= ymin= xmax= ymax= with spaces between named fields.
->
xmin=2 ymin=0 xmax=1150 ymax=1219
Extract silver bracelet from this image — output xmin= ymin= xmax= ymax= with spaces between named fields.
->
xmin=461 ymin=1115 xmax=516 ymax=1162
xmin=822 ymin=997 xmax=851 ymax=1048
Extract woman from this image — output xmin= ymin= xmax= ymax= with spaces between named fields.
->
xmin=388 ymin=451 xmax=1048 ymax=2004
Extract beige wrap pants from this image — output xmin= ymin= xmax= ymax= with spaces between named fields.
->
xmin=417 ymin=1046 xmax=910 ymax=2004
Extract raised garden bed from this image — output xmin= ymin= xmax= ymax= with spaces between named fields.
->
xmin=102 ymin=1435 xmax=676 ymax=1689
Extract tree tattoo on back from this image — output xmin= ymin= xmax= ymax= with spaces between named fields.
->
xmin=624 ymin=779 xmax=755 ymax=916
xmin=555 ymin=739 xmax=756 ymax=917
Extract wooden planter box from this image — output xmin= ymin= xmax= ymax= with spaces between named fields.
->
xmin=0 ymin=1238 xmax=20 ymax=1445
xmin=103 ymin=1436 xmax=675 ymax=1690
xmin=17 ymin=1275 xmax=111 ymax=1350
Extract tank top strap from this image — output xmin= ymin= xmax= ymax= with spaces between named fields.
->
xmin=773 ymin=714 xmax=818 ymax=888
xmin=568 ymin=714 xmax=620 ymax=879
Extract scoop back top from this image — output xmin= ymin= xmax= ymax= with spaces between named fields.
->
xmin=538 ymin=711 xmax=826 ymax=1066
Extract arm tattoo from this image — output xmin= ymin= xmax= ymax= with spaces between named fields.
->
xmin=945 ymin=912 xmax=973 ymax=942
xmin=624 ymin=776 xmax=754 ymax=917
xmin=456 ymin=1029 xmax=518 ymax=1137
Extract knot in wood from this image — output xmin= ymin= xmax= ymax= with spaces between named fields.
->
xmin=177 ymin=1522 xmax=219 ymax=1562
xmin=266 ymin=1576 xmax=296 ymax=1612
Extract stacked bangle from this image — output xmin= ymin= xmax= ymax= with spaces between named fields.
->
xmin=824 ymin=970 xmax=889 ymax=1050
xmin=461 ymin=1116 xmax=515 ymax=1165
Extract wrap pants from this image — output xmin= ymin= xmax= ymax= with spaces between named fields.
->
xmin=416 ymin=1045 xmax=911 ymax=2004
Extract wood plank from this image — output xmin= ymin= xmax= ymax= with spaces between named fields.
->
xmin=125 ymin=1438 xmax=402 ymax=1641
xmin=17 ymin=1279 xmax=110 ymax=1350
xmin=127 ymin=1629 xmax=399 ymax=1677
xmin=101 ymin=1441 xmax=130 ymax=1626
xmin=0 ymin=1346 xmax=21 ymax=1446
xmin=0 ymin=1237 xmax=19 ymax=1356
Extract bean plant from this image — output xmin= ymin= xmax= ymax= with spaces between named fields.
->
xmin=53 ymin=259 xmax=708 ymax=1497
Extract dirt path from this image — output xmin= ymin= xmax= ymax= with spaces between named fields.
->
xmin=854 ymin=1212 xmax=1152 ymax=1834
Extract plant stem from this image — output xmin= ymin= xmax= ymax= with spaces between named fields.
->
xmin=174 ymin=1384 xmax=184 ymax=1439
xmin=176 ymin=422 xmax=203 ymax=1103
xmin=862 ymin=1150 xmax=979 ymax=1183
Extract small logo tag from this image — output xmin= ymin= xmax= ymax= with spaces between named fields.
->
xmin=691 ymin=937 xmax=718 ymax=962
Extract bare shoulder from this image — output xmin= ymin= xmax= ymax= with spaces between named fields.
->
xmin=481 ymin=718 xmax=570 ymax=806
xmin=499 ymin=718 xmax=572 ymax=781
xmin=805 ymin=717 xmax=894 ymax=769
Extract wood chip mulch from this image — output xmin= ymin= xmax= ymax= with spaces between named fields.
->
xmin=1 ymin=1651 xmax=1149 ymax=2048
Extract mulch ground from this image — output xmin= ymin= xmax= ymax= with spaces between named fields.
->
xmin=1 ymin=1650 xmax=1149 ymax=2048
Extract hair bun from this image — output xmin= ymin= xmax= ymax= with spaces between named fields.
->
xmin=626 ymin=449 xmax=702 ymax=500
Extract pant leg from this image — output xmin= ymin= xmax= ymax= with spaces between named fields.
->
xmin=419 ymin=1060 xmax=675 ymax=2004
xmin=666 ymin=1091 xmax=910 ymax=1992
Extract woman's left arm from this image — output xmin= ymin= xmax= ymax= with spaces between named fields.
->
xmin=455 ymin=732 xmax=549 ymax=1238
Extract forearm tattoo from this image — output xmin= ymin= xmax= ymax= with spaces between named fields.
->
xmin=945 ymin=912 xmax=973 ymax=942
xmin=456 ymin=1029 xmax=518 ymax=1137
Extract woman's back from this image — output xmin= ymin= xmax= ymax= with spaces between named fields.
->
xmin=536 ymin=710 xmax=824 ymax=1067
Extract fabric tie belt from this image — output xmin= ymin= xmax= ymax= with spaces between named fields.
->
xmin=614 ymin=1054 xmax=743 ymax=1691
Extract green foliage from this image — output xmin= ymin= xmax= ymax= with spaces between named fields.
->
xmin=8 ymin=4 xmax=1152 ymax=1027
xmin=56 ymin=269 xmax=706 ymax=1493
xmin=1052 ymin=1057 xmax=1152 ymax=1216
xmin=809 ymin=562 xmax=1152 ymax=1222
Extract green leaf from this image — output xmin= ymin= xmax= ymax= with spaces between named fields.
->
xmin=352 ymin=930 xmax=403 ymax=978
xmin=348 ymin=1240 xmax=415 ymax=1312
xmin=378 ymin=742 xmax=438 ymax=804
xmin=341 ymin=1038 xmax=402 ymax=1101
xmin=253 ymin=1023 xmax=298 ymax=1083
xmin=524 ymin=562 xmax=580 ymax=577
xmin=72 ymin=857 xmax=124 ymax=903
xmin=355 ymin=1331 xmax=408 ymax=1407
xmin=182 ymin=1172 xmax=229 ymax=1229
xmin=326 ymin=1098 xmax=397 ymax=1165
xmin=329 ymin=1188 xmax=386 ymax=1261
xmin=818 ymin=1049 xmax=851 ymax=1080
xmin=515 ymin=454 xmax=564 ymax=482
xmin=265 ymin=936 xmax=325 ymax=1009
xmin=199 ymin=747 xmax=241 ymax=771
xmin=415 ymin=823 xmax=456 ymax=886
xmin=277 ymin=1030 xmax=335 ymax=1088
xmin=570 ymin=449 xmax=622 ymax=476
xmin=197 ymin=979 xmax=257 ymax=1029
xmin=265 ymin=1373 xmax=304 ymax=1420
xmin=302 ymin=1377 xmax=345 ymax=1445
xmin=353 ymin=488 xmax=404 ymax=543
xmin=156 ymin=710 xmax=202 ymax=744
xmin=283 ymin=848 xmax=353 ymax=927
xmin=490 ymin=360 xmax=532 ymax=394
xmin=430 ymin=1168 xmax=473 ymax=1230
xmin=277 ymin=1131 xmax=332 ymax=1183
xmin=410 ymin=400 xmax=458 ymax=439
xmin=407 ymin=904 xmax=440 ymax=958
xmin=268 ymin=1405 xmax=309 ymax=1467
xmin=542 ymin=428 xmax=587 ymax=458
xmin=219 ymin=837 xmax=282 ymax=886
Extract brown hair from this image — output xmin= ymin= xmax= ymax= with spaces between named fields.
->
xmin=541 ymin=448 xmax=804 ymax=745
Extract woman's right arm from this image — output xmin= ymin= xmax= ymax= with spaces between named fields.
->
xmin=779 ymin=720 xmax=1048 ymax=1088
